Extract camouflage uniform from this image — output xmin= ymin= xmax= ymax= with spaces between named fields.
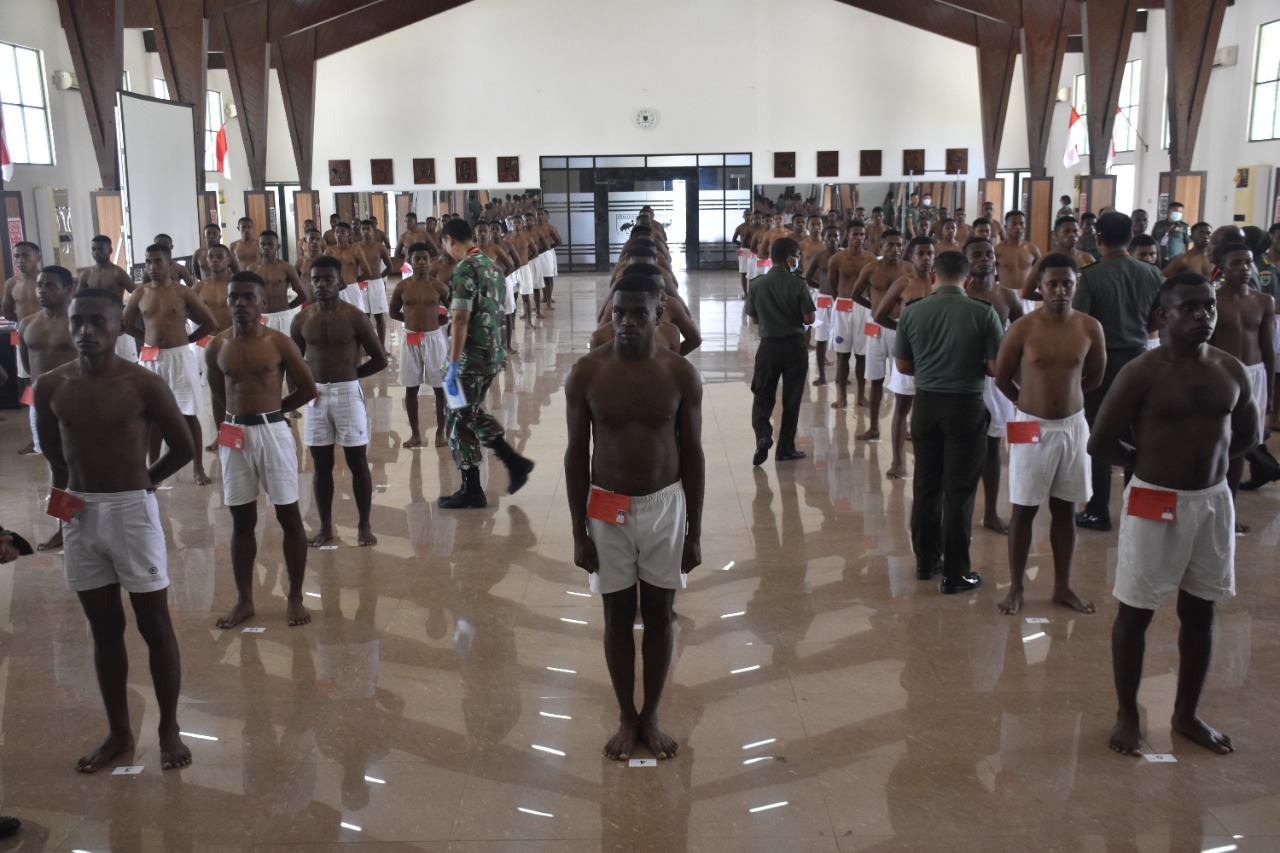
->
xmin=911 ymin=204 xmax=938 ymax=237
xmin=446 ymin=248 xmax=507 ymax=471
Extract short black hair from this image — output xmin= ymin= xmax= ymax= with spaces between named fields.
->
xmin=73 ymin=288 xmax=124 ymax=310
xmin=1219 ymin=242 xmax=1252 ymax=260
xmin=625 ymin=262 xmax=663 ymax=279
xmin=207 ymin=243 xmax=229 ymax=254
xmin=770 ymin=237 xmax=800 ymax=265
xmin=41 ymin=265 xmax=74 ymax=287
xmin=846 ymin=219 xmax=866 ymax=229
xmin=1004 ymin=210 xmax=1025 ymax=223
xmin=1037 ymin=252 xmax=1079 ymax=278
xmin=880 ymin=229 xmax=904 ymax=243
xmin=146 ymin=243 xmax=172 ymax=258
xmin=440 ymin=218 xmax=473 ymax=243
xmin=335 ymin=221 xmax=352 ymax=231
xmin=614 ymin=272 xmax=662 ymax=298
xmin=932 ymin=250 xmax=970 ymax=280
xmin=91 ymin=234 xmax=112 ymax=246
xmin=259 ymin=230 xmax=279 ymax=240
xmin=1130 ymin=234 xmax=1158 ymax=248
xmin=229 ymin=270 xmax=266 ymax=290
xmin=1095 ymin=212 xmax=1133 ymax=248
xmin=971 ymin=217 xmax=991 ymax=228
xmin=1159 ymin=271 xmax=1211 ymax=306
xmin=311 ymin=255 xmax=342 ymax=273
xmin=1081 ymin=212 xmax=1097 ymax=223
xmin=238 ymin=217 xmax=253 ymax=225
xmin=407 ymin=242 xmax=433 ymax=257
xmin=963 ymin=236 xmax=994 ymax=253
xmin=906 ymin=236 xmax=935 ymax=255
xmin=1054 ymin=216 xmax=1079 ymax=231
xmin=1191 ymin=221 xmax=1211 ymax=232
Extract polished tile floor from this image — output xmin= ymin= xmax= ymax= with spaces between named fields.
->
xmin=1 ymin=270 xmax=1279 ymax=851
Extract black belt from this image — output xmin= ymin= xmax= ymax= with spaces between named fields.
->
xmin=224 ymin=411 xmax=286 ymax=426
xmin=915 ymin=389 xmax=982 ymax=399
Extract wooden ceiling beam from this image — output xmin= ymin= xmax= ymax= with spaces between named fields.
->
xmin=1165 ymin=0 xmax=1228 ymax=171
xmin=274 ymin=29 xmax=317 ymax=192
xmin=1019 ymin=0 xmax=1071 ymax=176
xmin=831 ymin=0 xmax=979 ymax=45
xmin=1081 ymin=0 xmax=1140 ymax=175
xmin=142 ymin=0 xmax=209 ymax=191
xmin=55 ymin=0 xmax=124 ymax=189
xmin=312 ymin=0 xmax=479 ymax=59
xmin=975 ymin=18 xmax=1019 ymax=180
xmin=212 ymin=2 xmax=270 ymax=188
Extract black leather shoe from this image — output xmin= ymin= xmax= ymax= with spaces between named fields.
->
xmin=940 ymin=573 xmax=982 ymax=594
xmin=0 ymin=816 xmax=20 ymax=839
xmin=1074 ymin=512 xmax=1111 ymax=531
xmin=753 ymin=438 xmax=772 ymax=467
xmin=775 ymin=450 xmax=807 ymax=461
xmin=1240 ymin=471 xmax=1280 ymax=491
xmin=916 ymin=564 xmax=939 ymax=581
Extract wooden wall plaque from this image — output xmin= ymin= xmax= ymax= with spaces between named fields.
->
xmin=497 ymin=157 xmax=520 ymax=183
xmin=902 ymin=149 xmax=926 ymax=176
xmin=455 ymin=157 xmax=478 ymax=184
xmin=945 ymin=148 xmax=969 ymax=175
xmin=860 ymin=150 xmax=882 ymax=176
xmin=817 ymin=151 xmax=839 ymax=178
xmin=413 ymin=158 xmax=436 ymax=184
xmin=371 ymin=158 xmax=394 ymax=185
xmin=773 ymin=152 xmax=796 ymax=179
xmin=328 ymin=159 xmax=352 ymax=186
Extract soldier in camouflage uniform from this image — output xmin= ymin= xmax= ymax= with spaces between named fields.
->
xmin=438 ymin=218 xmax=535 ymax=508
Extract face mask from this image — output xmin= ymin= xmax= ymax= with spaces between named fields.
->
xmin=1170 ymin=211 xmax=1183 ymax=222
xmin=923 ymin=199 xmax=933 ymax=207
xmin=788 ymin=258 xmax=800 ymax=273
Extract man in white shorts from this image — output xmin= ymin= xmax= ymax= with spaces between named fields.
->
xmin=565 ymin=273 xmax=704 ymax=762
xmin=207 ymin=272 xmax=318 ymax=629
xmin=123 ymin=242 xmax=218 ymax=485
xmin=359 ymin=219 xmax=394 ymax=347
xmin=993 ymin=253 xmax=1106 ymax=616
xmin=873 ymin=248 xmax=935 ymax=480
xmin=389 ymin=244 xmax=450 ymax=448
xmin=33 ymin=287 xmax=194 ymax=773
xmin=1089 ymin=273 xmax=1257 ymax=758
xmin=536 ymin=209 xmax=563 ymax=306
xmin=292 ymin=256 xmax=387 ymax=547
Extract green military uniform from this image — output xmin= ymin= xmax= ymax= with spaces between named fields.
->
xmin=911 ymin=203 xmax=938 ymax=237
xmin=447 ymin=248 xmax=507 ymax=471
xmin=894 ymin=286 xmax=1003 ymax=584
xmin=1150 ymin=218 xmax=1191 ymax=263
xmin=746 ymin=264 xmax=816 ymax=458
xmin=1259 ymin=258 xmax=1279 ymax=300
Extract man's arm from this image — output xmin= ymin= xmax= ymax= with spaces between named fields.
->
xmin=664 ymin=297 xmax=702 ymax=356
xmin=352 ymin=311 xmax=388 ymax=378
xmin=33 ymin=373 xmax=68 ymax=488
xmin=1081 ymin=317 xmax=1107 ymax=394
xmin=674 ymin=360 xmax=704 ymax=572
xmin=142 ymin=372 xmax=195 ymax=483
xmin=563 ymin=361 xmax=597 ymax=572
xmin=172 ymin=263 xmax=197 ymax=288
xmin=15 ymin=320 xmax=29 ymax=376
xmin=1087 ymin=362 xmax=1146 ymax=468
xmin=872 ymin=279 xmax=906 ymax=328
xmin=284 ymin=264 xmax=312 ymax=306
xmin=181 ymin=287 xmax=218 ymax=342
xmin=1260 ymin=296 xmax=1276 ymax=414
xmin=277 ymin=335 xmax=318 ymax=412
xmin=388 ymin=281 xmax=407 ymax=323
xmin=993 ymin=321 xmax=1024 ymax=404
xmin=206 ymin=338 xmax=227 ymax=425
xmin=849 ymin=265 xmax=876 ymax=309
xmin=122 ymin=289 xmax=146 ymax=342
xmin=1226 ymin=359 xmax=1261 ymax=458
xmin=2 ymin=280 xmax=16 ymax=321
xmin=354 ymin=248 xmax=373 ymax=281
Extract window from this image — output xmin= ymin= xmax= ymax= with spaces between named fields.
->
xmin=1250 ymin=19 xmax=1280 ymax=141
xmin=152 ymin=76 xmax=169 ymax=99
xmin=0 ymin=41 xmax=53 ymax=165
xmin=203 ymin=89 xmax=223 ymax=172
xmin=1115 ymin=60 xmax=1140 ymax=152
xmin=121 ymin=70 xmax=130 ymax=92
xmin=1073 ymin=73 xmax=1090 ymax=155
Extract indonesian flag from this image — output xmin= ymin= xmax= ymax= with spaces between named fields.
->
xmin=1063 ymin=107 xmax=1087 ymax=169
xmin=0 ymin=111 xmax=12 ymax=182
xmin=215 ymin=121 xmax=231 ymax=179
xmin=1107 ymin=107 xmax=1131 ymax=171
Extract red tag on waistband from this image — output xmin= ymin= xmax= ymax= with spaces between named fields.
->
xmin=835 ymin=298 xmax=854 ymax=313
xmin=195 ymin=336 xmax=213 ymax=348
xmin=47 ymin=488 xmax=85 ymax=522
xmin=19 ymin=385 xmax=33 ymax=406
xmin=1128 ymin=486 xmax=1176 ymax=522
xmin=140 ymin=345 xmax=160 ymax=362
xmin=587 ymin=487 xmax=630 ymax=525
xmin=815 ymin=295 xmax=833 ymax=309
xmin=217 ymin=423 xmax=244 ymax=450
xmin=1007 ymin=421 xmax=1041 ymax=444
xmin=406 ymin=331 xmax=424 ymax=346
xmin=864 ymin=322 xmax=881 ymax=339
xmin=8 ymin=331 xmax=17 ymax=346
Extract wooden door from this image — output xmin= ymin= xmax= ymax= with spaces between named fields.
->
xmin=1 ymin=191 xmax=28 ymax=281
xmin=978 ymin=179 xmax=1004 ymax=221
xmin=1023 ymin=177 xmax=1055 ymax=255
xmin=196 ymin=191 xmax=219 ymax=229
xmin=90 ymin=191 xmax=127 ymax=268
xmin=243 ymin=190 xmax=278 ymax=235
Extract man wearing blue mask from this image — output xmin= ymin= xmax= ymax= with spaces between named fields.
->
xmin=745 ymin=237 xmax=816 ymax=465
xmin=1150 ymin=201 xmax=1192 ymax=267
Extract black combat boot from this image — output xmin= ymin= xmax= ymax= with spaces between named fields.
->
xmin=486 ymin=436 xmax=535 ymax=494
xmin=438 ymin=468 xmax=487 ymax=509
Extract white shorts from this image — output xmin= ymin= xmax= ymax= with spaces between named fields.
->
xmin=340 ymin=282 xmax=367 ymax=312
xmin=398 ymin=327 xmax=447 ymax=389
xmin=538 ymin=249 xmax=557 ymax=279
xmin=831 ymin=302 xmax=870 ymax=355
xmin=1146 ymin=335 xmax=1162 ymax=351
xmin=262 ymin=308 xmax=295 ymax=334
xmin=518 ymin=265 xmax=535 ymax=296
xmin=144 ymin=345 xmax=200 ymax=417
xmin=221 ymin=419 xmax=300 ymax=506
xmin=1246 ymin=362 xmax=1268 ymax=434
xmin=503 ymin=273 xmax=518 ymax=314
xmin=63 ymin=490 xmax=169 ymax=594
xmin=365 ymin=278 xmax=389 ymax=314
xmin=28 ymin=403 xmax=40 ymax=453
xmin=16 ymin=357 xmax=28 ymax=379
xmin=1007 ymin=409 xmax=1092 ymax=506
xmin=1113 ymin=476 xmax=1234 ymax=610
xmin=750 ymin=257 xmax=772 ymax=280
xmin=984 ymin=375 xmax=1015 ymax=438
xmin=865 ymin=326 xmax=895 ymax=381
xmin=737 ymin=249 xmax=750 ymax=274
xmin=304 ymin=380 xmax=369 ymax=448
xmin=586 ymin=481 xmax=687 ymax=595
xmin=115 ymin=335 xmax=139 ymax=362
xmin=812 ymin=303 xmax=832 ymax=343
xmin=886 ymin=360 xmax=915 ymax=396
xmin=531 ymin=258 xmax=544 ymax=290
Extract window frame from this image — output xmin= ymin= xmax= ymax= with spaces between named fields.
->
xmin=1072 ymin=72 xmax=1090 ymax=156
xmin=203 ymin=89 xmax=223 ymax=172
xmin=0 ymin=40 xmax=55 ymax=167
xmin=1115 ymin=59 xmax=1140 ymax=153
xmin=1248 ymin=18 xmax=1280 ymax=142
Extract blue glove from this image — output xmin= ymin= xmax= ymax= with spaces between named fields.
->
xmin=444 ymin=361 xmax=461 ymax=397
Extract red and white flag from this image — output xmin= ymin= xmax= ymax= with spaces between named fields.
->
xmin=215 ymin=121 xmax=231 ymax=179
xmin=0 ymin=112 xmax=13 ymax=182
xmin=1063 ymin=107 xmax=1087 ymax=169
xmin=1107 ymin=107 xmax=1131 ymax=171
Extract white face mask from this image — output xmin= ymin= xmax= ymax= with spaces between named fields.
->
xmin=923 ymin=198 xmax=933 ymax=207
xmin=1169 ymin=211 xmax=1183 ymax=222
xmin=788 ymin=257 xmax=800 ymax=273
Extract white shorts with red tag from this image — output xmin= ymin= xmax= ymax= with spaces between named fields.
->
xmin=1007 ymin=409 xmax=1091 ymax=507
xmin=340 ymin=282 xmax=367 ymax=312
xmin=865 ymin=326 xmax=895 ymax=382
xmin=304 ymin=380 xmax=369 ymax=448
xmin=263 ymin=308 xmax=295 ymax=333
xmin=830 ymin=303 xmax=870 ymax=356
xmin=144 ymin=345 xmax=201 ymax=417
xmin=886 ymin=360 xmax=915 ymax=396
xmin=586 ymin=481 xmax=686 ymax=596
xmin=115 ymin=335 xmax=139 ymax=363
xmin=398 ymin=327 xmax=448 ymax=389
xmin=221 ymin=420 xmax=300 ymax=506
xmin=365 ymin=277 xmax=389 ymax=314
xmin=984 ymin=375 xmax=1015 ymax=438
xmin=1113 ymin=476 xmax=1234 ymax=610
xmin=737 ymin=249 xmax=751 ymax=274
xmin=63 ymin=489 xmax=169 ymax=593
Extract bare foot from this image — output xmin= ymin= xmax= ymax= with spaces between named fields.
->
xmin=216 ymin=601 xmax=255 ymax=629
xmin=404 ymin=435 xmax=423 ymax=449
xmin=640 ymin=718 xmax=680 ymax=759
xmin=1235 ymin=521 xmax=1250 ymax=534
xmin=205 ymin=441 xmax=218 ymax=452
xmin=1108 ymin=713 xmax=1143 ymax=757
xmin=831 ymin=400 xmax=847 ymax=410
xmin=885 ymin=464 xmax=908 ymax=479
xmin=997 ymin=588 xmax=1024 ymax=615
xmin=37 ymin=529 xmax=63 ymax=551
xmin=1052 ymin=587 xmax=1096 ymax=613
xmin=307 ymin=528 xmax=335 ymax=548
xmin=76 ymin=731 xmax=135 ymax=772
xmin=17 ymin=442 xmax=37 ymax=455
xmin=287 ymin=599 xmax=311 ymax=627
xmin=434 ymin=431 xmax=447 ymax=448
xmin=812 ymin=378 xmax=826 ymax=386
xmin=604 ymin=720 xmax=640 ymax=761
xmin=856 ymin=397 xmax=868 ymax=408
xmin=194 ymin=470 xmax=212 ymax=486
xmin=357 ymin=525 xmax=377 ymax=546
xmin=982 ymin=516 xmax=1010 ymax=535
xmin=1172 ymin=714 xmax=1234 ymax=754
xmin=160 ymin=728 xmax=192 ymax=770
xmin=856 ymin=429 xmax=880 ymax=442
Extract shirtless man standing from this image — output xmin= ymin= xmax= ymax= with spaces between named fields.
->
xmin=1090 ymin=273 xmax=1256 ymax=758
xmin=396 ymin=212 xmax=433 ymax=262
xmin=33 ymin=287 xmax=193 ymax=773
xmin=996 ymin=211 xmax=1042 ymax=295
xmin=982 ymin=202 xmax=1007 ymax=243
xmin=827 ymin=222 xmax=881 ymax=408
xmin=323 ymin=214 xmax=340 ymax=247
xmin=250 ymin=230 xmax=311 ymax=336
xmin=522 ymin=213 xmax=551 ymax=315
xmin=122 ymin=244 xmax=217 ymax=485
xmin=1162 ymin=222 xmax=1213 ymax=279
xmin=804 ymin=227 xmax=841 ymax=386
xmin=207 ymin=272 xmax=317 ymax=628
xmin=193 ymin=223 xmax=242 ymax=279
xmin=4 ymin=243 xmax=42 ymax=448
xmin=359 ymin=219 xmax=394 ymax=345
xmin=151 ymin=235 xmax=198 ymax=287
xmin=327 ymin=223 xmax=374 ymax=313
xmin=872 ymin=239 xmax=936 ymax=479
xmin=535 ymin=209 xmax=563 ymax=306
xmin=864 ymin=208 xmax=886 ymax=251
xmin=194 ymin=245 xmax=233 ymax=334
xmin=229 ymin=217 xmax=261 ymax=270
xmin=507 ymin=217 xmax=538 ymax=326
xmin=731 ymin=209 xmax=755 ymax=296
xmin=994 ymin=254 xmax=1105 ymax=615
xmin=965 ymin=236 xmax=1025 ymax=533
xmin=77 ymin=235 xmax=138 ymax=363
xmin=1209 ymin=244 xmax=1275 ymax=527
xmin=565 ymin=273 xmax=704 ymax=761
xmin=291 ymin=257 xmax=387 ymax=547
xmin=848 ymin=231 xmax=912 ymax=436
xmin=935 ymin=219 xmax=961 ymax=254
xmin=475 ymin=222 xmax=519 ymax=354
xmin=18 ymin=266 xmax=77 ymax=488
xmin=297 ymin=228 xmax=325 ymax=278
xmin=389 ymin=244 xmax=450 ymax=448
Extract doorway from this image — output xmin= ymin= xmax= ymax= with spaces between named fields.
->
xmin=593 ymin=167 xmax=697 ymax=271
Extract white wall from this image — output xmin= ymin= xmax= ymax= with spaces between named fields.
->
xmin=300 ymin=0 xmax=988 ymax=207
